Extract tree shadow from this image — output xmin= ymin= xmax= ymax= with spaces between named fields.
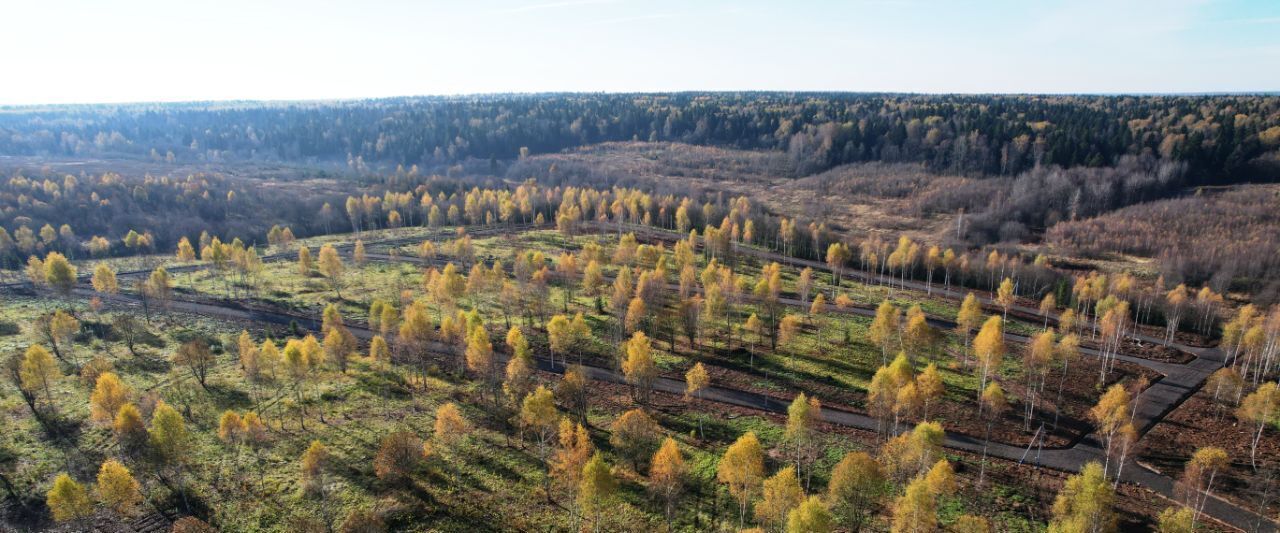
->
xmin=117 ymin=355 xmax=172 ymax=374
xmin=39 ymin=413 xmax=84 ymax=445
xmin=204 ymin=383 xmax=254 ymax=410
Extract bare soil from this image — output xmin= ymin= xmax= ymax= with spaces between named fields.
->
xmin=1139 ymin=386 xmax=1280 ymax=524
xmin=678 ymin=341 xmax=1159 ymax=449
xmin=634 ymin=375 xmax=1221 ymax=532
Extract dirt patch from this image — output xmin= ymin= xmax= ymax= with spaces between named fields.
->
xmin=627 ymin=374 xmax=1209 ymax=532
xmin=1110 ymin=336 xmax=1196 ymax=365
xmin=674 ymin=343 xmax=1158 ymax=449
xmin=1003 ymin=298 xmax=1210 ymax=365
xmin=1139 ymin=386 xmax=1280 ymax=523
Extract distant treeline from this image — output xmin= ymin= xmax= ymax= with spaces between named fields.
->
xmin=2 ymin=93 xmax=1277 ymax=182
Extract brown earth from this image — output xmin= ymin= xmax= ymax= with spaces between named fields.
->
xmin=1139 ymin=387 xmax=1280 ymax=525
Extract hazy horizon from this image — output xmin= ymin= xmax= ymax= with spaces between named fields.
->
xmin=2 ymin=0 xmax=1279 ymax=106
xmin=5 ymin=89 xmax=1280 ymax=110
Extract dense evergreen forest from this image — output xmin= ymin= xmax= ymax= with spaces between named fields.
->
xmin=2 ymin=93 xmax=1278 ymax=182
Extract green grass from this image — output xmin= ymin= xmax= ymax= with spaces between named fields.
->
xmin=170 ymin=229 xmax=1098 ymax=424
xmin=0 ymin=226 xmax=1094 ymax=530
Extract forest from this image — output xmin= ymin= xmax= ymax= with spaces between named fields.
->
xmin=3 ymin=93 xmax=1278 ymax=289
xmin=0 ymin=93 xmax=1278 ymax=533
xmin=2 ymin=93 xmax=1278 ymax=183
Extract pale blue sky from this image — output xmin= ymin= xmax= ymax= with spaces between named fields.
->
xmin=2 ymin=0 xmax=1278 ymax=105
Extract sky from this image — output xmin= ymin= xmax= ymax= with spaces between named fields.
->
xmin=1 ymin=0 xmax=1278 ymax=105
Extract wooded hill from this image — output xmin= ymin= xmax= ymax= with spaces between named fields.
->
xmin=2 ymin=93 xmax=1278 ymax=183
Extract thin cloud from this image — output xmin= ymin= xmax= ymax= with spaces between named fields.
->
xmin=497 ymin=0 xmax=619 ymax=15
xmin=852 ymin=0 xmax=923 ymax=6
xmin=1214 ymin=16 xmax=1280 ymax=26
xmin=1026 ymin=0 xmax=1210 ymax=43
xmin=589 ymin=13 xmax=680 ymax=26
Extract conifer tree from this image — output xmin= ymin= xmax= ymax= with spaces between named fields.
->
xmin=582 ymin=260 xmax=604 ymax=297
xmin=624 ymin=296 xmax=646 ymax=334
xmin=217 ymin=410 xmax=245 ymax=445
xmin=353 ymin=239 xmax=366 ymax=267
xmin=502 ymin=326 xmax=534 ymax=401
xmin=778 ymin=314 xmax=802 ymax=359
xmin=177 ymin=237 xmax=197 ymax=262
xmin=557 ymin=366 xmax=590 ymax=423
xmin=237 ymin=330 xmax=258 ymax=376
xmin=465 ymin=325 xmax=494 ymax=390
xmin=323 ymin=326 xmax=356 ymax=373
xmin=546 ymin=314 xmax=575 ymax=367
xmin=369 ymin=335 xmax=391 ymax=369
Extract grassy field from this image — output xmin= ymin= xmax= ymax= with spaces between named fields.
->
xmin=0 ymin=289 xmax=1074 ymax=532
xmin=0 ymin=225 xmax=1167 ymax=531
xmin=167 ymin=228 xmax=1137 ymax=447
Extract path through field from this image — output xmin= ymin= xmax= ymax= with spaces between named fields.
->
xmin=12 ymin=223 xmax=1272 ymax=532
